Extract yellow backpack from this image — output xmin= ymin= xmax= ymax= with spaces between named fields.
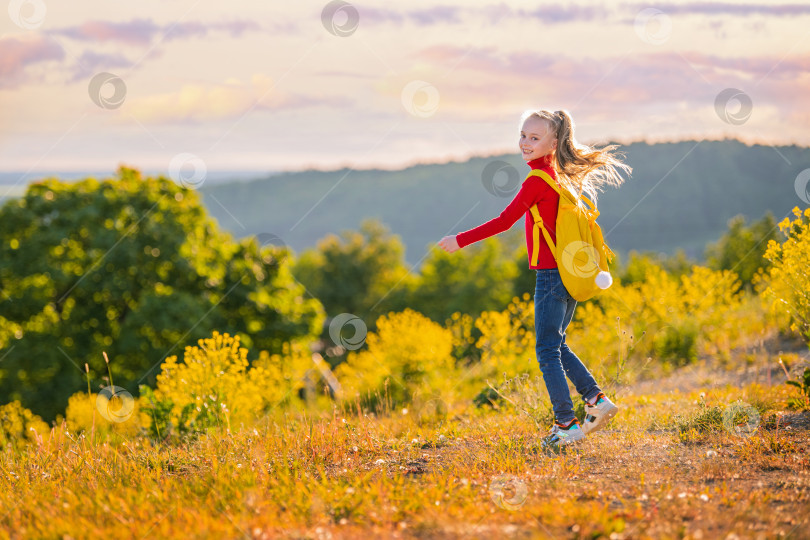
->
xmin=527 ymin=169 xmax=615 ymax=302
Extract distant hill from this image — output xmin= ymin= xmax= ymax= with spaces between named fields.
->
xmin=197 ymin=140 xmax=809 ymax=266
xmin=0 ymin=170 xmax=273 ymax=202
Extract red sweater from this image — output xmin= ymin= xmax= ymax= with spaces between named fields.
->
xmin=456 ymin=154 xmax=559 ymax=269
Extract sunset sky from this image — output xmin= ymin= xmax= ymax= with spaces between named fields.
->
xmin=1 ymin=0 xmax=809 ymax=175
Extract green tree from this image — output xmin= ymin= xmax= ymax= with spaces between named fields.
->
xmin=706 ymin=213 xmax=779 ymax=288
xmin=0 ymin=166 xmax=323 ymax=421
xmin=409 ymin=237 xmax=519 ymax=324
xmin=292 ymin=219 xmax=413 ymax=323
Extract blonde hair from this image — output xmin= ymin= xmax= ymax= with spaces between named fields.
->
xmin=521 ymin=109 xmax=631 ymax=203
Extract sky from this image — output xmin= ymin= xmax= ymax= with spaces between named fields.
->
xmin=1 ymin=0 xmax=809 ymax=177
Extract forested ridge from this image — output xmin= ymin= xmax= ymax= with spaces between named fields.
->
xmin=200 ymin=139 xmax=810 ymax=264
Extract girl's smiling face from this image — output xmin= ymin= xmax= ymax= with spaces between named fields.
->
xmin=519 ymin=116 xmax=557 ymax=162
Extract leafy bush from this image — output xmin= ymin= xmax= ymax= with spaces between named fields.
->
xmin=442 ymin=260 xmax=756 ymax=403
xmin=674 ymin=396 xmax=725 ymax=443
xmin=674 ymin=394 xmax=766 ymax=443
xmin=407 ymin=237 xmax=519 ymax=324
xmin=64 ymin=390 xmax=147 ymax=437
xmin=292 ymin=219 xmax=412 ymax=321
xmin=140 ymin=331 xmax=310 ymax=440
xmin=619 ymin=250 xmax=694 ymax=285
xmin=653 ymin=321 xmax=698 ymax=367
xmin=439 ymin=212 xmax=767 ymax=404
xmin=469 ymin=293 xmax=535 ymax=386
xmin=705 ymin=213 xmax=778 ymax=288
xmin=0 ymin=166 xmax=323 ymax=422
xmin=446 ymin=311 xmax=481 ymax=365
xmin=335 ymin=309 xmax=455 ymax=409
xmin=762 ymin=207 xmax=810 ymax=344
xmin=0 ymin=400 xmax=49 ymax=449
xmin=786 ymin=367 xmax=810 ymax=410
xmin=566 ymin=263 xmax=751 ymax=376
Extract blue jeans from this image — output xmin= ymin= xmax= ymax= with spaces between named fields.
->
xmin=534 ymin=268 xmax=602 ymax=425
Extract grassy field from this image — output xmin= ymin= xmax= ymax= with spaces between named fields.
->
xmin=1 ymin=348 xmax=809 ymax=540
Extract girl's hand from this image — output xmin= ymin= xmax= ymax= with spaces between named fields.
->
xmin=438 ymin=235 xmax=460 ymax=253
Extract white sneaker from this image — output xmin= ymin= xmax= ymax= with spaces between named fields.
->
xmin=541 ymin=419 xmax=586 ymax=451
xmin=581 ymin=393 xmax=618 ymax=436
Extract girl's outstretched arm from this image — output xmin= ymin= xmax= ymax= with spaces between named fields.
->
xmin=438 ymin=235 xmax=460 ymax=253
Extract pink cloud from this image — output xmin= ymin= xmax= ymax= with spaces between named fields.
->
xmin=360 ymin=4 xmax=607 ymax=26
xmin=360 ymin=3 xmax=810 ymax=31
xmin=0 ymin=35 xmax=64 ymax=88
xmin=679 ymin=52 xmax=810 ymax=81
xmin=165 ymin=20 xmax=262 ymax=41
xmin=55 ymin=18 xmax=159 ymax=46
xmin=520 ymin=4 xmax=609 ymax=22
xmin=49 ymin=18 xmax=263 ymax=46
xmin=410 ymin=6 xmax=462 ymax=25
xmin=359 ymin=5 xmax=462 ymax=25
xmin=639 ymin=2 xmax=810 ymax=17
xmin=417 ymin=45 xmax=809 ymax=95
xmin=407 ymin=46 xmax=809 ymax=126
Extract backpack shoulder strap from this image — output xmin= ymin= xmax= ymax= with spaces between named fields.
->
xmin=529 ymin=204 xmax=557 ymax=265
xmin=526 ymin=169 xmax=561 ymax=265
xmin=527 ymin=169 xmax=565 ymax=198
xmin=528 ymin=169 xmax=598 ymax=213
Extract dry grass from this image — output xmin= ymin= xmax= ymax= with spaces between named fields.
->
xmin=1 ymin=374 xmax=809 ymax=540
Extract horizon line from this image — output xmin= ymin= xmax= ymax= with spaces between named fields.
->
xmin=0 ymin=135 xmax=806 ymax=180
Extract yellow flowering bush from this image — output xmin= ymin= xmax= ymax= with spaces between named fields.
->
xmin=141 ymin=331 xmax=311 ymax=439
xmin=472 ymin=293 xmax=536 ymax=385
xmin=335 ymin=308 xmax=456 ymax=408
xmin=465 ymin=261 xmax=760 ymax=393
xmin=64 ymin=390 xmax=148 ymax=438
xmin=762 ymin=206 xmax=810 ymax=343
xmin=251 ymin=340 xmax=316 ymax=407
xmin=446 ymin=311 xmax=479 ymax=364
xmin=567 ymin=263 xmax=751 ymax=378
xmin=0 ymin=400 xmax=49 ymax=449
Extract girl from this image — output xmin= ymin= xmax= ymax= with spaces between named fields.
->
xmin=438 ymin=109 xmax=630 ymax=450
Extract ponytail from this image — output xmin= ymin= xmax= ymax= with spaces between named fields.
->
xmin=522 ymin=109 xmax=631 ymax=203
